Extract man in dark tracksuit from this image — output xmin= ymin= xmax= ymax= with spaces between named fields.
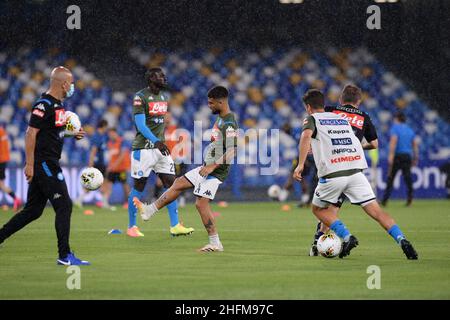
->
xmin=382 ymin=112 xmax=418 ymax=207
xmin=0 ymin=66 xmax=90 ymax=266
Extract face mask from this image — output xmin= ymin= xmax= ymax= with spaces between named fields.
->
xmin=66 ymin=83 xmax=75 ymax=98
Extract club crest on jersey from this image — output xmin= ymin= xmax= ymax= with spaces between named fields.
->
xmin=148 ymin=101 xmax=168 ymax=115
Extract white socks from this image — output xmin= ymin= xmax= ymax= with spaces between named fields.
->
xmin=209 ymin=234 xmax=222 ymax=248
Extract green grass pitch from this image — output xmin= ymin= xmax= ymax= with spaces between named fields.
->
xmin=0 ymin=200 xmax=449 ymax=299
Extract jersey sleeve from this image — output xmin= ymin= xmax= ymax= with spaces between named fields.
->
xmin=302 ymin=115 xmax=316 ymax=132
xmin=132 ymin=94 xmax=145 ymax=115
xmin=29 ymin=101 xmax=51 ymax=129
xmin=363 ymin=114 xmax=378 ymax=142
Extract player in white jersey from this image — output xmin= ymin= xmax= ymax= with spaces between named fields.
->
xmin=293 ymin=89 xmax=418 ymax=259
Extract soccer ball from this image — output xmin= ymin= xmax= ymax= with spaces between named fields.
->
xmin=64 ymin=111 xmax=81 ymax=136
xmin=80 ymin=167 xmax=104 ymax=191
xmin=267 ymin=184 xmax=281 ymax=200
xmin=317 ymin=232 xmax=343 ymax=258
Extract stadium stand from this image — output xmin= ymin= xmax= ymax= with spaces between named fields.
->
xmin=0 ymin=47 xmax=449 ymax=192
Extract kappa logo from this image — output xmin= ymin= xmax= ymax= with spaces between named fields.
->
xmin=203 ymin=190 xmax=212 ymax=196
xmin=53 ymin=193 xmax=62 ymax=200
xmin=225 ymin=126 xmax=238 ymax=138
xmin=35 ymin=103 xmax=46 ymax=111
xmin=133 ymin=96 xmax=142 ymax=106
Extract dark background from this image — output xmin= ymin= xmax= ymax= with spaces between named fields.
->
xmin=0 ymin=0 xmax=449 ymax=117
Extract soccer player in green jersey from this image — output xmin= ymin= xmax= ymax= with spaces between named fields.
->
xmin=127 ymin=67 xmax=194 ymax=237
xmin=133 ymin=86 xmax=239 ymax=252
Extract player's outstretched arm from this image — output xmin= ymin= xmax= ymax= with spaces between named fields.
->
xmin=362 ymin=138 xmax=378 ymax=150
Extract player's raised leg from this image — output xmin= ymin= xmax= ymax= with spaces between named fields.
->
xmin=133 ymin=175 xmax=193 ymax=221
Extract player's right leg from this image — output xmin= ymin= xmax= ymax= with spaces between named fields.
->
xmin=127 ymin=149 xmax=157 ymax=237
xmin=345 ymin=172 xmax=418 ymax=260
xmin=311 ymin=176 xmax=358 ymax=258
xmin=361 ymin=201 xmax=418 ymax=259
xmin=0 ymin=178 xmax=47 ymax=245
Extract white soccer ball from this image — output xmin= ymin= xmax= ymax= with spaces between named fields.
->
xmin=80 ymin=167 xmax=104 ymax=191
xmin=267 ymin=184 xmax=281 ymax=200
xmin=64 ymin=111 xmax=81 ymax=136
xmin=317 ymin=232 xmax=343 ymax=258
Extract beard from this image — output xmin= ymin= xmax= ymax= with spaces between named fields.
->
xmin=211 ymin=109 xmax=220 ymax=114
xmin=157 ymin=81 xmax=170 ymax=91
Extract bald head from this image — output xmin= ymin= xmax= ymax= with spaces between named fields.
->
xmin=50 ymin=66 xmax=73 ymax=84
xmin=47 ymin=66 xmax=74 ymax=100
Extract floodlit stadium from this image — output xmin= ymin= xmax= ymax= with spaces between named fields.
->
xmin=0 ymin=0 xmax=448 ymax=307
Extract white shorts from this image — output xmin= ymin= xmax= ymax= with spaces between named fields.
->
xmin=131 ymin=149 xmax=175 ymax=178
xmin=184 ymin=167 xmax=222 ymax=200
xmin=312 ymin=172 xmax=376 ymax=208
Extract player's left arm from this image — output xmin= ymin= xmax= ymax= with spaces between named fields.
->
xmin=388 ymin=135 xmax=398 ymax=168
xmin=412 ymin=136 xmax=419 ymax=166
xmin=199 ymin=121 xmax=238 ymax=177
xmin=362 ymin=114 xmax=378 ymax=150
xmin=293 ymin=129 xmax=313 ymax=181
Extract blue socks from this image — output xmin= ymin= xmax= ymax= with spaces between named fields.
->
xmin=164 ymin=188 xmax=179 ymax=227
xmin=330 ymin=220 xmax=351 ymax=242
xmin=128 ymin=188 xmax=143 ymax=228
xmin=388 ymin=225 xmax=405 ymax=244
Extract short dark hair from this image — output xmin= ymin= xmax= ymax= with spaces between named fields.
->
xmin=207 ymin=86 xmax=229 ymax=99
xmin=302 ymin=89 xmax=325 ymax=109
xmin=395 ymin=112 xmax=406 ymax=123
xmin=341 ymin=84 xmax=362 ymax=104
xmin=145 ymin=67 xmax=163 ymax=83
xmin=97 ymin=119 xmax=108 ymax=129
